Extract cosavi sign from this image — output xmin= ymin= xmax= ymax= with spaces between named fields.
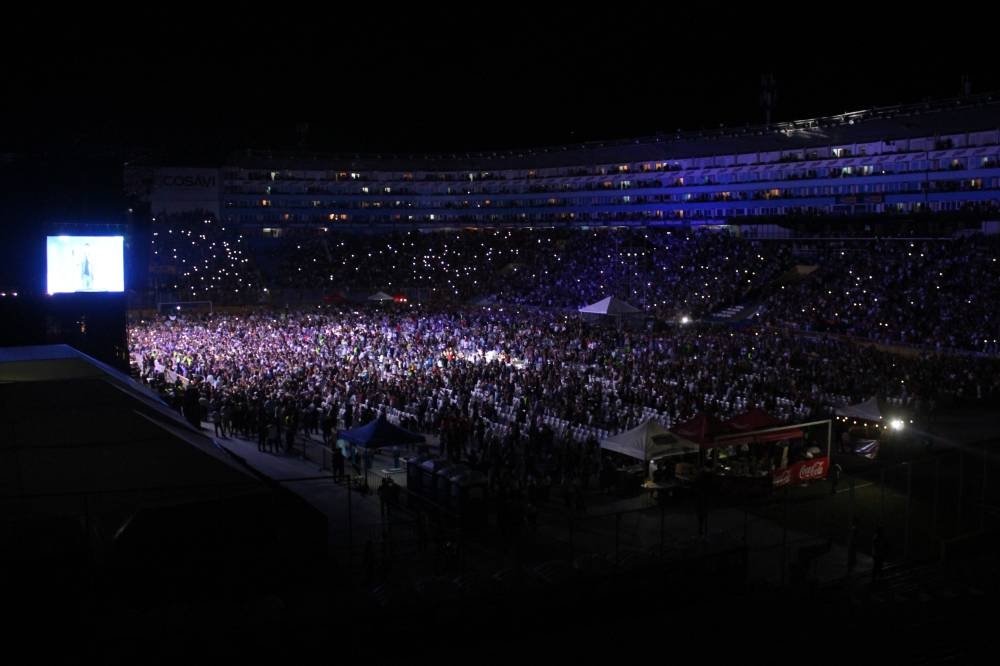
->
xmin=158 ymin=174 xmax=217 ymax=188
xmin=151 ymin=168 xmax=222 ymax=218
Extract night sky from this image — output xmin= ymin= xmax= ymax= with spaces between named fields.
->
xmin=4 ymin=13 xmax=999 ymax=158
xmin=0 ymin=11 xmax=997 ymax=283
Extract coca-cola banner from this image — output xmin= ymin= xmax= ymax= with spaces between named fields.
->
xmin=773 ymin=457 xmax=829 ymax=487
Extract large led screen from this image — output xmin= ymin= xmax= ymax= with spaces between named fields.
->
xmin=46 ymin=235 xmax=125 ymax=294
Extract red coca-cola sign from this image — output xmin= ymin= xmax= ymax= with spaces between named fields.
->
xmin=773 ymin=457 xmax=829 ymax=487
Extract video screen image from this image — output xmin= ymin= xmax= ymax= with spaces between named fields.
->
xmin=46 ymin=235 xmax=125 ymax=294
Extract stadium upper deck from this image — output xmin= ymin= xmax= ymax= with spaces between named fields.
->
xmin=127 ymin=94 xmax=1000 ymax=232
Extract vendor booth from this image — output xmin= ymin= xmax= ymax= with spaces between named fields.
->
xmin=339 ymin=413 xmax=426 ymax=451
xmin=339 ymin=414 xmax=426 ymax=482
xmin=600 ymin=418 xmax=697 ymax=465
xmin=676 ymin=411 xmax=832 ymax=494
xmin=600 ymin=418 xmax=699 ymax=498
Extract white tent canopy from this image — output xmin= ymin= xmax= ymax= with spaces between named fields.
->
xmin=600 ymin=418 xmax=698 ymax=462
xmin=835 ymin=397 xmax=882 ymax=422
xmin=578 ymin=296 xmax=642 ymax=316
xmin=368 ymin=291 xmax=394 ymax=302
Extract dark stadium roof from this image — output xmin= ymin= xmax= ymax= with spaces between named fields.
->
xmin=228 ymin=94 xmax=1000 ymax=172
xmin=0 ymin=344 xmax=266 ymax=498
xmin=0 ymin=343 xmax=329 ymax=580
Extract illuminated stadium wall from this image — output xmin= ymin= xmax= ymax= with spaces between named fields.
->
xmin=129 ymin=96 xmax=1000 ymax=231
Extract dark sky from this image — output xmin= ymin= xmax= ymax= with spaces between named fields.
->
xmin=1 ymin=10 xmax=998 ymax=282
xmin=4 ymin=11 xmax=999 ymax=160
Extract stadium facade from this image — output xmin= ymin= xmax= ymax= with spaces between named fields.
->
xmin=127 ymin=95 xmax=1000 ymax=234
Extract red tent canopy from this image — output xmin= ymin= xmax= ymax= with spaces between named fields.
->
xmin=674 ymin=413 xmax=730 ymax=444
xmin=726 ymin=407 xmax=781 ymax=431
xmin=679 ymin=409 xmax=805 ymax=449
xmin=706 ymin=427 xmax=805 ymax=449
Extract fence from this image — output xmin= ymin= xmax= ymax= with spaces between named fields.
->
xmin=491 ymin=439 xmax=1000 ymax=589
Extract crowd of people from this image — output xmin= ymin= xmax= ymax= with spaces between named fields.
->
xmin=149 ymin=214 xmax=261 ymax=303
xmin=140 ymin=214 xmax=1000 ymax=517
xmin=494 ymin=229 xmax=787 ymax=318
xmin=129 ymin=306 xmax=1000 ymax=499
xmin=760 ymin=236 xmax=1000 ymax=354
xmin=152 ymin=219 xmax=788 ymax=318
xmin=148 ymin=217 xmax=1000 ymax=355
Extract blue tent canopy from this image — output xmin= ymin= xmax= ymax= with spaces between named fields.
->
xmin=338 ymin=414 xmax=425 ymax=449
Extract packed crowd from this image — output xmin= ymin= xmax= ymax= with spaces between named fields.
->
xmin=159 ymin=223 xmax=786 ymax=318
xmin=761 ymin=236 xmax=1000 ymax=354
xmin=129 ymin=307 xmax=1000 ymax=494
xmin=494 ymin=229 xmax=787 ymax=317
xmin=149 ymin=214 xmax=262 ymax=303
xmin=148 ymin=214 xmax=1000 ymax=354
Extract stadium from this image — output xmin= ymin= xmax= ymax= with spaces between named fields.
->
xmin=8 ymin=81 xmax=1000 ymax=660
xmin=135 ymin=95 xmax=1000 ymax=232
